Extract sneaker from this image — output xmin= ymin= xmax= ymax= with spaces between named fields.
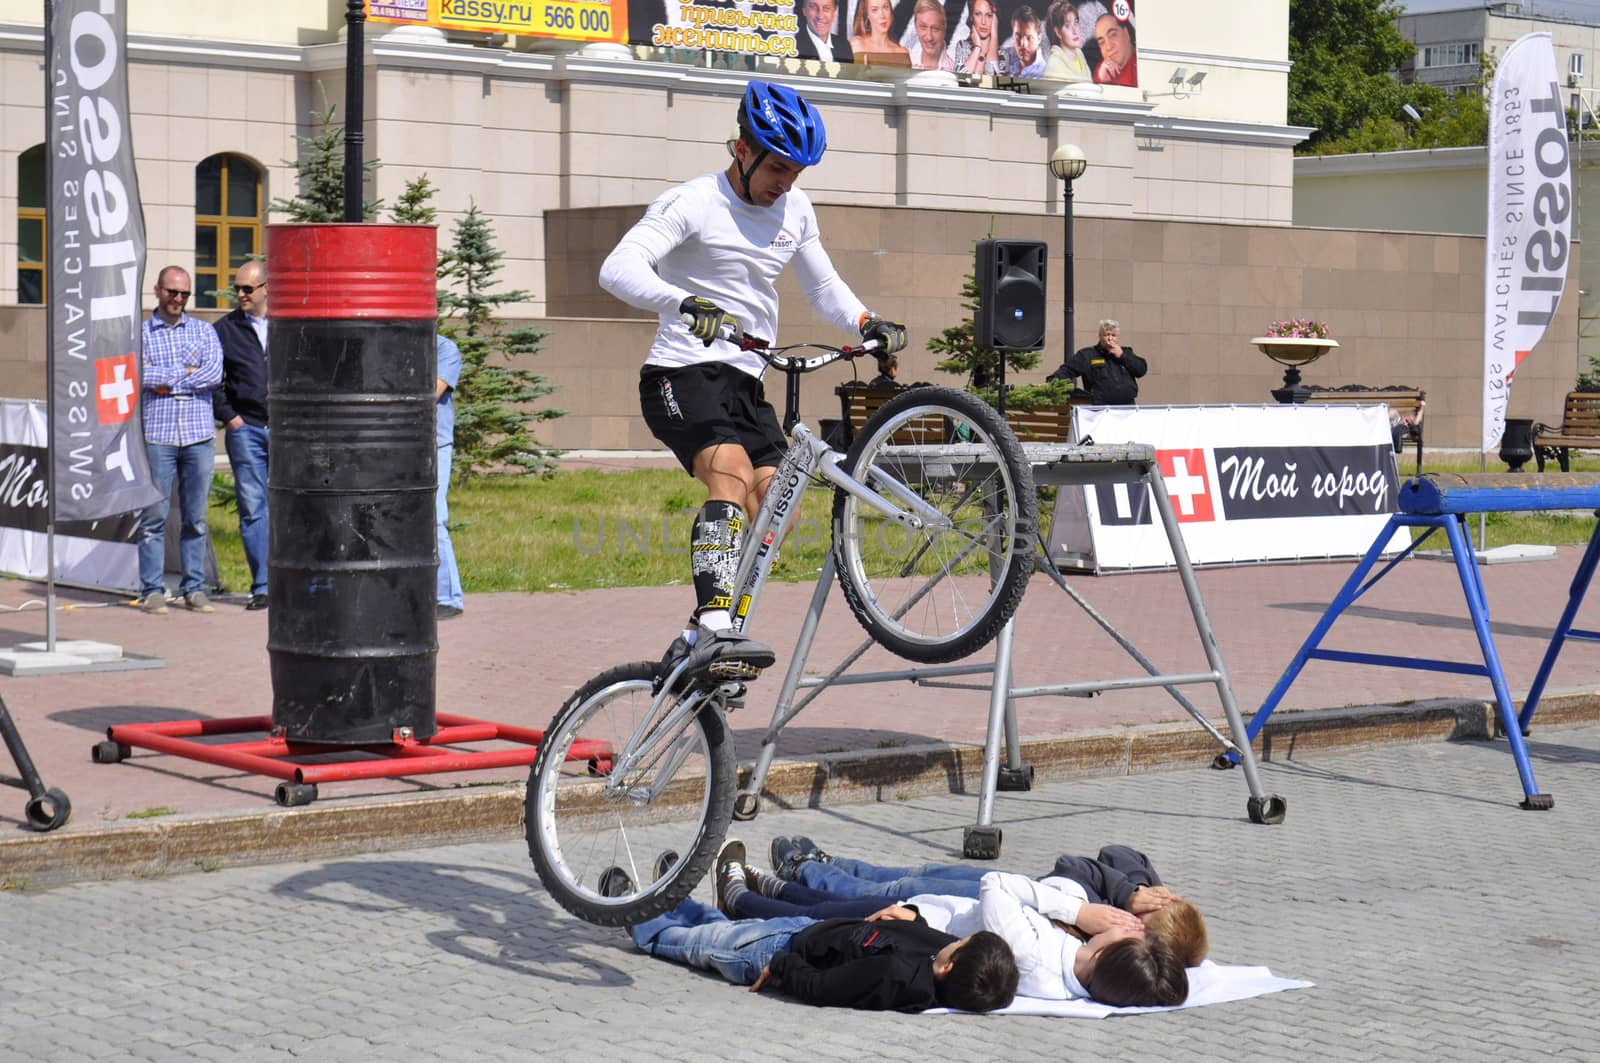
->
xmin=598 ymin=865 xmax=634 ymax=898
xmin=792 ymin=835 xmax=833 ymax=865
xmin=712 ymin=838 xmax=747 ymax=914
xmin=653 ymin=850 xmax=680 ymax=881
xmin=245 ymin=593 xmax=269 ymax=611
xmin=714 ymin=859 xmax=746 ymax=916
xmin=655 ymin=631 xmax=694 ymax=686
xmin=183 ymin=591 xmax=215 ymax=614
xmin=435 ymin=603 xmax=463 ymax=620
xmin=658 ymin=624 xmax=776 ymax=690
xmin=770 ymin=836 xmax=813 ymax=881
xmin=717 ymin=838 xmax=747 ymax=873
xmin=138 ymin=591 xmax=169 ymax=615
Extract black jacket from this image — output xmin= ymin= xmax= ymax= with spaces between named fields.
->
xmin=1050 ymin=342 xmax=1147 ymax=405
xmin=768 ymin=916 xmax=952 ymax=1011
xmin=1043 ymin=845 xmax=1162 ymax=909
xmin=796 ymin=28 xmax=854 ymax=62
xmin=213 ymin=307 xmax=268 ymax=427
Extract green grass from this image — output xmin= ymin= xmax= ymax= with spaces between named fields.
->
xmin=202 ymin=452 xmax=1600 ymax=596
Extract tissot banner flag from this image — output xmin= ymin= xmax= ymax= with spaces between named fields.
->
xmin=1483 ymin=31 xmax=1572 ymax=451
xmin=47 ymin=0 xmax=161 ymax=521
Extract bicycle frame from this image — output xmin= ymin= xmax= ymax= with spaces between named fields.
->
xmin=606 ymin=378 xmax=951 ymax=801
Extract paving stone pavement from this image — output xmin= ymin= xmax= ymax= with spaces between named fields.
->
xmin=4 ymin=724 xmax=1599 ymax=1062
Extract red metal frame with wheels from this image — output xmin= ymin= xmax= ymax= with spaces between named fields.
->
xmin=93 ymin=713 xmax=610 ymax=807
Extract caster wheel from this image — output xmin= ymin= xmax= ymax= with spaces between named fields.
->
xmin=1247 ymin=794 xmax=1287 ymax=825
xmin=92 ymin=740 xmax=130 ymax=764
xmin=731 ymin=792 xmax=760 ymax=821
xmin=1211 ymin=752 xmax=1237 ymax=771
xmin=275 ymin=782 xmax=318 ymax=807
xmin=962 ymin=825 xmax=1002 ymax=860
xmin=24 ymin=788 xmax=71 ymax=832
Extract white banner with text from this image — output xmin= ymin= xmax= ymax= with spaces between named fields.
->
xmin=0 ymin=399 xmax=140 ymax=592
xmin=1052 ymin=404 xmax=1408 ymax=571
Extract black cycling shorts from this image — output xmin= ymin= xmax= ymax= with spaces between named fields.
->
xmin=640 ymin=362 xmax=787 ymax=474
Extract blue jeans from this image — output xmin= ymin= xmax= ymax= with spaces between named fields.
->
xmin=731 ymin=878 xmax=888 ymax=921
xmin=630 ymin=898 xmax=813 ymax=985
xmin=138 ymin=439 xmax=215 ymax=597
xmin=795 ymin=856 xmax=987 ymax=900
xmin=224 ymin=422 xmax=269 ymax=595
xmin=437 ymin=443 xmax=463 ymax=608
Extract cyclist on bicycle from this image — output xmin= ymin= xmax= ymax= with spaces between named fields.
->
xmin=600 ymin=79 xmax=907 ymax=686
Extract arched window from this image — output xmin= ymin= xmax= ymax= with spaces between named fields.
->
xmin=194 ymin=153 xmax=262 ymax=308
xmin=17 ymin=145 xmax=45 ymax=304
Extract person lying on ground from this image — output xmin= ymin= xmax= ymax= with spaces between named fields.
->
xmin=614 ymin=858 xmax=1019 ymax=1012
xmin=713 ymin=842 xmax=1187 ymax=1006
xmin=770 ymin=835 xmax=1207 ymax=966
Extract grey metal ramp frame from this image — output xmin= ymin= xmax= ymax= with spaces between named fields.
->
xmin=734 ymin=441 xmax=1285 ymax=856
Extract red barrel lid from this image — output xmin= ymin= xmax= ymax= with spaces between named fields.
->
xmin=268 ymin=224 xmax=437 ymax=320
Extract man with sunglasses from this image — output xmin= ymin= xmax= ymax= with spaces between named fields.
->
xmin=213 ymin=261 xmax=270 ymax=611
xmin=137 ymin=266 xmax=224 ymax=614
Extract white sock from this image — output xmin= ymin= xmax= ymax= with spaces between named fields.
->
xmin=698 ymin=610 xmax=732 ymax=632
xmin=681 ymin=627 xmax=697 ymax=645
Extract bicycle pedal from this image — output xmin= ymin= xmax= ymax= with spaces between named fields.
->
xmin=708 ymin=660 xmax=763 ymax=681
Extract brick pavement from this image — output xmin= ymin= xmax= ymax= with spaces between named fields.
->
xmin=3 ymin=725 xmax=1599 ymax=1061
xmin=3 ymin=544 xmax=1600 ymax=860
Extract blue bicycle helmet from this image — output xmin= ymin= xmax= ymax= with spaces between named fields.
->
xmin=734 ymin=81 xmax=826 ymax=200
xmin=739 ymin=81 xmax=827 ymax=166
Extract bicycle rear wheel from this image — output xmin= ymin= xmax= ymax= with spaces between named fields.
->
xmin=526 ymin=661 xmax=734 ymax=926
xmin=832 ymin=386 xmax=1036 ymax=663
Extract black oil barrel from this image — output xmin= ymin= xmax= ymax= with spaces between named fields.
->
xmin=266 ymin=224 xmax=439 ymax=744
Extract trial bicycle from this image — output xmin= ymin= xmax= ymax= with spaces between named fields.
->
xmin=526 ymin=327 xmax=1037 ymax=926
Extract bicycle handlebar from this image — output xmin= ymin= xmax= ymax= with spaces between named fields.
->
xmin=679 ymin=313 xmax=883 ymax=374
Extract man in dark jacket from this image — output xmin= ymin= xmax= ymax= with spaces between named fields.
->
xmin=626 ymin=890 xmax=1017 ymax=1012
xmin=1048 ymin=318 xmax=1147 ymax=405
xmin=212 ymin=260 xmax=270 ymax=610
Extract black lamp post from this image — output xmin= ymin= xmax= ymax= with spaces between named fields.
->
xmin=1048 ymin=144 xmax=1088 ymax=375
xmin=344 ymin=0 xmax=366 ymax=222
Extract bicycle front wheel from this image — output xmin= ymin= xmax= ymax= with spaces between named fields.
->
xmin=526 ymin=661 xmax=735 ymax=926
xmin=832 ymin=386 xmax=1036 ymax=663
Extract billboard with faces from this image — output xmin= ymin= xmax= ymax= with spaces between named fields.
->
xmin=368 ymin=0 xmax=1137 ymax=83
xmin=843 ymin=0 xmax=1136 ymax=84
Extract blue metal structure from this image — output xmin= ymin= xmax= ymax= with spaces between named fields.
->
xmin=1241 ymin=472 xmax=1600 ymax=810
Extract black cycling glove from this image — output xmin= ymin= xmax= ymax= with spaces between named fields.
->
xmin=859 ymin=313 xmax=907 ymax=355
xmin=680 ymin=296 xmax=741 ymax=346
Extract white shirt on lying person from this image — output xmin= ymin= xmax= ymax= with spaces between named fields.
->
xmin=904 ymin=871 xmax=1092 ymax=999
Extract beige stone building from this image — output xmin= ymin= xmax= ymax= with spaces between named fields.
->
xmin=0 ymin=1 xmax=1580 ymax=447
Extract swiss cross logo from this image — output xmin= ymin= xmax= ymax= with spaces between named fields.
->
xmin=95 ymin=354 xmax=139 ymax=425
xmin=1157 ymin=448 xmax=1216 ymax=523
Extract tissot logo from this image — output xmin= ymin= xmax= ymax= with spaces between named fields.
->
xmin=1157 ymin=448 xmax=1215 ymax=523
xmin=1092 ymin=448 xmax=1214 ymax=526
xmin=95 ymin=353 xmax=139 ymax=425
xmin=770 ymin=229 xmax=797 ymax=252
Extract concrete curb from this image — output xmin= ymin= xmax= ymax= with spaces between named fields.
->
xmin=5 ymin=691 xmax=1597 ymax=889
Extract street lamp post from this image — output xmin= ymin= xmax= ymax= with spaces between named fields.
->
xmin=1048 ymin=144 xmax=1088 ymax=375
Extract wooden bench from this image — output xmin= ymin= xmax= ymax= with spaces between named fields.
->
xmin=1302 ymin=385 xmax=1426 ymax=472
xmin=1532 ymin=392 xmax=1600 ymax=472
xmin=834 ymin=383 xmax=1080 ymax=448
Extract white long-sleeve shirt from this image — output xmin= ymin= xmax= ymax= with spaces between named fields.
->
xmin=598 ymin=171 xmax=868 ymax=379
xmin=906 ymin=872 xmax=1092 ymax=1000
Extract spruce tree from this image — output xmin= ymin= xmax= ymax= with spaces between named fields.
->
xmin=269 ymin=99 xmax=382 ymax=221
xmin=389 ymin=174 xmax=438 ymax=225
xmin=437 ymin=202 xmax=562 ymax=478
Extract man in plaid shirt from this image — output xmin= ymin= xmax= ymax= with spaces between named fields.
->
xmin=137 ymin=266 xmax=224 ymax=614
